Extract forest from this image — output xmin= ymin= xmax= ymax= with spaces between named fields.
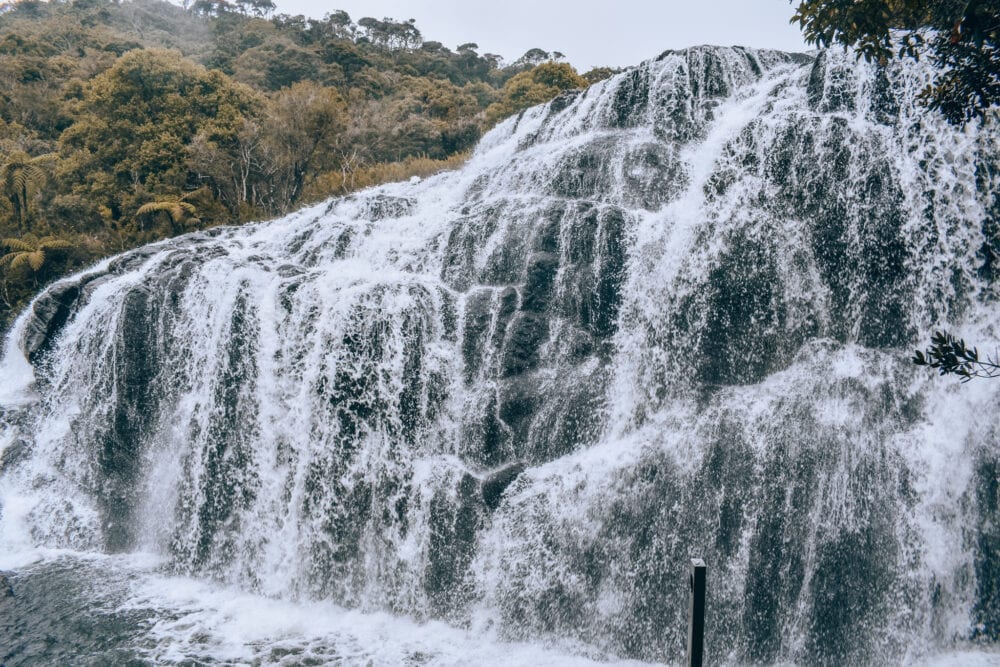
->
xmin=0 ymin=0 xmax=612 ymax=327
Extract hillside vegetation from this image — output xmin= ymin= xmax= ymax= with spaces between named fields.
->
xmin=0 ymin=0 xmax=611 ymax=328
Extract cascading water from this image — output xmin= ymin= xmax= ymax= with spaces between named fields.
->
xmin=1 ymin=45 xmax=998 ymax=665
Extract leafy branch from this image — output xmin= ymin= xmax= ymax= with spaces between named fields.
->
xmin=912 ymin=330 xmax=1000 ymax=381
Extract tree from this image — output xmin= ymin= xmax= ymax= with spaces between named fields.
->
xmin=514 ymin=47 xmax=550 ymax=68
xmin=135 ymin=191 xmax=200 ymax=235
xmin=357 ymin=16 xmax=421 ymax=50
xmin=485 ymin=62 xmax=587 ymax=123
xmin=583 ymin=66 xmax=622 ymax=84
xmin=0 ymin=234 xmax=73 ymax=274
xmin=232 ymin=38 xmax=321 ymax=90
xmin=233 ymin=0 xmax=273 ymax=18
xmin=190 ymin=0 xmax=233 ymax=16
xmin=790 ymin=0 xmax=1000 ymax=124
xmin=261 ymin=81 xmax=345 ymax=207
xmin=59 ymin=48 xmax=261 ymax=221
xmin=326 ymin=9 xmax=351 ymax=29
xmin=186 ymin=117 xmax=266 ymax=215
xmin=0 ymin=150 xmax=55 ymax=232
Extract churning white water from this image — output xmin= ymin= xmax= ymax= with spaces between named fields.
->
xmin=1 ymin=45 xmax=999 ymax=665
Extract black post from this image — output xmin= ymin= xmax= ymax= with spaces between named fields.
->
xmin=687 ymin=558 xmax=706 ymax=667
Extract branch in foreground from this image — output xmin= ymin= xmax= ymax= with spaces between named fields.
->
xmin=913 ymin=330 xmax=1000 ymax=381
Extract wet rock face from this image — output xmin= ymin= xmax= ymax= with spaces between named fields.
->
xmin=501 ymin=313 xmax=548 ymax=377
xmin=23 ymin=283 xmax=81 ymax=364
xmin=611 ymin=68 xmax=650 ymax=129
xmin=449 ymin=194 xmax=635 ymax=468
xmin=485 ymin=360 xmax=926 ymax=664
xmin=808 ymin=51 xmax=858 ymax=114
xmin=0 ymin=436 xmax=29 ymax=473
xmin=425 ymin=472 xmax=482 ymax=616
xmin=17 ymin=234 xmax=221 ymax=367
xmin=98 ymin=285 xmax=160 ymax=552
xmin=974 ymin=452 xmax=1000 ymax=641
xmin=361 ymin=194 xmax=415 ymax=221
xmin=521 ymin=252 xmax=558 ymax=313
xmin=696 ymin=229 xmax=788 ymax=386
xmin=481 ymin=462 xmax=526 ymax=511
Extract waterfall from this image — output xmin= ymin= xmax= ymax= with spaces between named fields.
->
xmin=1 ymin=45 xmax=998 ymax=664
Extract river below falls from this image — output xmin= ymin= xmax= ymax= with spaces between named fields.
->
xmin=0 ymin=551 xmax=997 ymax=666
xmin=0 ymin=551 xmax=658 ymax=666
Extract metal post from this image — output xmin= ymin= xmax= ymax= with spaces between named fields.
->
xmin=687 ymin=558 xmax=706 ymax=667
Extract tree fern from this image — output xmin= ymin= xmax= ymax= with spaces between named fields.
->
xmin=136 ymin=200 xmax=197 ymax=221
xmin=0 ymin=235 xmax=74 ymax=275
xmin=0 ymin=152 xmax=56 ymax=231
xmin=135 ymin=192 xmax=200 ymax=234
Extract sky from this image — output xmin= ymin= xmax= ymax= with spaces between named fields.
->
xmin=271 ymin=0 xmax=812 ymax=72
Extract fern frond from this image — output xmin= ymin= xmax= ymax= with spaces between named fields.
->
xmin=9 ymin=253 xmax=31 ymax=272
xmin=1 ymin=238 xmax=35 ymax=252
xmin=38 ymin=238 xmax=74 ymax=251
xmin=137 ymin=200 xmax=196 ymax=222
xmin=136 ymin=201 xmax=180 ymax=216
xmin=24 ymin=163 xmax=46 ymax=181
xmin=27 ymin=250 xmax=45 ymax=271
xmin=180 ymin=187 xmax=210 ymax=202
xmin=11 ymin=170 xmax=28 ymax=193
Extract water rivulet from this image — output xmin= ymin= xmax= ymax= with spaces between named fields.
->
xmin=1 ymin=46 xmax=999 ymax=664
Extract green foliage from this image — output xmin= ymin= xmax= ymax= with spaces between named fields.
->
xmin=235 ymin=39 xmax=325 ymax=90
xmin=135 ymin=191 xmax=200 ymax=236
xmin=0 ymin=234 xmax=77 ymax=313
xmin=513 ymin=47 xmax=552 ymax=68
xmin=582 ymin=66 xmax=623 ymax=84
xmin=234 ymin=0 xmax=275 ymax=18
xmin=0 ymin=234 xmax=73 ymax=273
xmin=302 ymin=152 xmax=469 ymax=202
xmin=913 ymin=330 xmax=1000 ymax=381
xmin=262 ymin=81 xmax=347 ymax=205
xmin=357 ymin=16 xmax=421 ymax=50
xmin=486 ymin=62 xmax=588 ymax=123
xmin=60 ymin=48 xmax=261 ymax=196
xmin=0 ymin=150 xmax=55 ymax=231
xmin=791 ymin=0 xmax=1000 ymax=123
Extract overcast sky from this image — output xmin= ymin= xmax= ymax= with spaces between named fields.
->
xmin=271 ymin=0 xmax=811 ymax=71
